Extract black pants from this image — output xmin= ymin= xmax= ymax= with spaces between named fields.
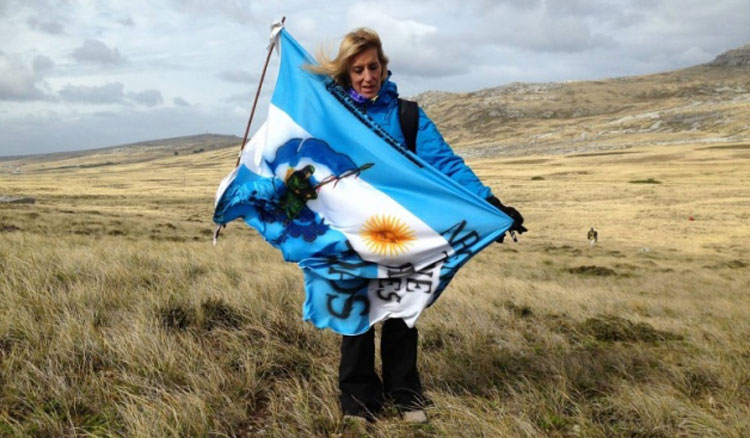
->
xmin=339 ymin=318 xmax=425 ymax=417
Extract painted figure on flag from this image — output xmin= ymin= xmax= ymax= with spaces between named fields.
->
xmin=281 ymin=164 xmax=316 ymax=221
xmin=212 ymin=24 xmax=527 ymax=422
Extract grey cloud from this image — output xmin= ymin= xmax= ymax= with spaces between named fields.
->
xmin=524 ymin=17 xmax=618 ymax=52
xmin=33 ymin=55 xmax=54 ymax=74
xmin=27 ymin=16 xmax=65 ymax=34
xmin=173 ymin=97 xmax=190 ymax=106
xmin=225 ymin=92 xmax=254 ymax=105
xmin=71 ymin=39 xmax=126 ymax=65
xmin=224 ymin=82 xmax=273 ymax=106
xmin=388 ymin=42 xmax=471 ymax=78
xmin=127 ymin=89 xmax=163 ymax=107
xmin=596 ymin=0 xmax=750 ymax=71
xmin=0 ymin=52 xmax=55 ymax=101
xmin=218 ymin=70 xmax=258 ymax=84
xmin=549 ymin=0 xmax=623 ymax=19
xmin=59 ymin=82 xmax=125 ymax=104
xmin=164 ymin=0 xmax=257 ymax=24
xmin=454 ymin=3 xmax=620 ymax=54
xmin=118 ymin=17 xmax=135 ymax=26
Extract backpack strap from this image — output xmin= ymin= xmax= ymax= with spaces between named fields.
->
xmin=398 ymin=98 xmax=419 ymax=153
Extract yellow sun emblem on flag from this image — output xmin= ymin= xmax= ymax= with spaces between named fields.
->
xmin=360 ymin=215 xmax=416 ymax=256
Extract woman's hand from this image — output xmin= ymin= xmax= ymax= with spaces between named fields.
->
xmin=486 ymin=196 xmax=528 ymax=243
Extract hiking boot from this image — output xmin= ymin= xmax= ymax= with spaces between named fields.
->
xmin=402 ymin=409 xmax=428 ymax=424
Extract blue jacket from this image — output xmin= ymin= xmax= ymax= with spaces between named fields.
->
xmin=354 ymin=78 xmax=494 ymax=200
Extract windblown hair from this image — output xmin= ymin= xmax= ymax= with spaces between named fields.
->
xmin=306 ymin=28 xmax=389 ymax=88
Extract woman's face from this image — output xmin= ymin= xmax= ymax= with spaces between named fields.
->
xmin=348 ymin=47 xmax=382 ymax=99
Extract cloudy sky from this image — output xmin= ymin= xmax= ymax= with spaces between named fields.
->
xmin=2 ymin=0 xmax=749 ymax=156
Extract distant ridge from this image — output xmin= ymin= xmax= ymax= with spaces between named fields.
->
xmin=111 ymin=133 xmax=241 ymax=149
xmin=1 ymin=133 xmax=241 ymax=162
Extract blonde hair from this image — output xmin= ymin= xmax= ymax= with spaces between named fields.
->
xmin=306 ymin=28 xmax=389 ymax=88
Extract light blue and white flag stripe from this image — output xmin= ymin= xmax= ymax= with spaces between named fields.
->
xmin=214 ymin=24 xmax=513 ymax=335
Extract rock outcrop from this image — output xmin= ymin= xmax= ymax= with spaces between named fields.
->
xmin=708 ymin=44 xmax=750 ymax=68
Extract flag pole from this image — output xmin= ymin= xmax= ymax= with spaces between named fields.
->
xmin=235 ymin=16 xmax=286 ymax=167
xmin=216 ymin=17 xmax=285 ymax=245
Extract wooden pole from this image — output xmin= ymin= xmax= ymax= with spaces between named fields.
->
xmin=235 ymin=16 xmax=286 ymax=167
xmin=216 ymin=18 xmax=285 ymax=244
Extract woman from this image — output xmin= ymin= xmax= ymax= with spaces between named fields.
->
xmin=308 ymin=28 xmax=525 ymax=424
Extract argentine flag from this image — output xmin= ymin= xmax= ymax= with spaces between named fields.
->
xmin=213 ymin=23 xmax=513 ymax=335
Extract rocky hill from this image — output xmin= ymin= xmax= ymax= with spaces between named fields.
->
xmin=413 ymin=45 xmax=750 ymax=157
xmin=708 ymin=44 xmax=750 ymax=68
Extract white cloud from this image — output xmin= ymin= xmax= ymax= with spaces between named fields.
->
xmin=0 ymin=52 xmax=55 ymax=101
xmin=344 ymin=5 xmax=468 ymax=78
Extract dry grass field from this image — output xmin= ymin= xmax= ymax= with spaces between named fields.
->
xmin=1 ymin=138 xmax=748 ymax=437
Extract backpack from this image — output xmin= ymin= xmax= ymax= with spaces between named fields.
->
xmin=397 ymin=98 xmax=419 ymax=153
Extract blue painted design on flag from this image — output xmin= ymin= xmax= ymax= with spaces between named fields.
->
xmin=268 ymin=137 xmax=360 ymax=175
xmin=213 ymin=27 xmax=514 ymax=335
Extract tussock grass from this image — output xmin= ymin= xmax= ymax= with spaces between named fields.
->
xmin=1 ymin=142 xmax=749 ymax=436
